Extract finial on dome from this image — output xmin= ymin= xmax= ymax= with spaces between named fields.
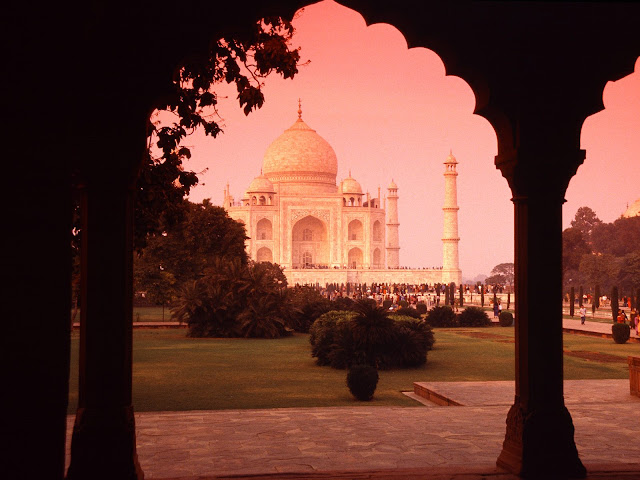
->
xmin=297 ymin=98 xmax=302 ymax=119
xmin=349 ymin=169 xmax=352 ymax=178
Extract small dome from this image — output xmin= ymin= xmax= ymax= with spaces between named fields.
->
xmin=247 ymin=174 xmax=274 ymax=193
xmin=445 ymin=150 xmax=458 ymax=164
xmin=341 ymin=173 xmax=362 ymax=195
xmin=388 ymin=179 xmax=398 ymax=189
xmin=623 ymin=198 xmax=640 ymax=218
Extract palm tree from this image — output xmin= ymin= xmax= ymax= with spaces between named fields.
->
xmin=351 ymin=299 xmax=396 ymax=367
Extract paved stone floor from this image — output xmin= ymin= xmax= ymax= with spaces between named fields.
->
xmin=64 ymin=319 xmax=639 ymax=479
xmin=65 ymin=380 xmax=640 ymax=479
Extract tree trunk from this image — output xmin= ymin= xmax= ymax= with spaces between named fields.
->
xmin=569 ymin=286 xmax=575 ymax=317
xmin=611 ymin=286 xmax=619 ymax=323
xmin=578 ymin=286 xmax=583 ymax=307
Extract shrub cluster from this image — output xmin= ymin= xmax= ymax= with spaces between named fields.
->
xmin=425 ymin=305 xmax=458 ymax=327
xmin=347 ymin=364 xmax=378 ymax=401
xmin=458 ymin=307 xmax=491 ymax=327
xmin=395 ymin=306 xmax=422 ymax=319
xmin=499 ymin=311 xmax=514 ymax=327
xmin=425 ymin=305 xmax=495 ymax=328
xmin=309 ymin=301 xmax=435 ymax=369
xmin=284 ymin=286 xmax=332 ymax=333
xmin=612 ymin=323 xmax=630 ymax=344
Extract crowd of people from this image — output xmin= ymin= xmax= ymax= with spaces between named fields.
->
xmin=617 ymin=308 xmax=640 ymax=335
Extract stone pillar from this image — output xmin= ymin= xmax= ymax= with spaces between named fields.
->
xmin=495 ymin=148 xmax=586 ymax=479
xmin=441 ymin=151 xmax=462 ymax=285
xmin=5 ymin=174 xmax=72 ymax=479
xmin=66 ymin=179 xmax=143 ymax=480
xmin=385 ymin=181 xmax=400 ymax=268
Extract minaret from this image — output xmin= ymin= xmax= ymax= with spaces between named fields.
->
xmin=442 ymin=150 xmax=462 ymax=284
xmin=386 ymin=180 xmax=400 ymax=268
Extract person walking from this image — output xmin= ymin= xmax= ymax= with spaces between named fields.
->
xmin=579 ymin=305 xmax=587 ymax=325
xmin=493 ymin=301 xmax=500 ymax=319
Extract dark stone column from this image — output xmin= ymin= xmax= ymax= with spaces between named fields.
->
xmin=66 ymin=180 xmax=143 ymax=480
xmin=495 ymin=148 xmax=586 ymax=479
xmin=4 ymin=176 xmax=72 ymax=479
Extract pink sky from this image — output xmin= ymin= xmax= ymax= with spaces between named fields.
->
xmin=184 ymin=0 xmax=640 ymax=280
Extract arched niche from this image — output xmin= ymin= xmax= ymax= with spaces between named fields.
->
xmin=373 ymin=220 xmax=382 ymax=242
xmin=348 ymin=247 xmax=363 ymax=269
xmin=348 ymin=219 xmax=363 ymax=241
xmin=373 ymin=247 xmax=382 ymax=268
xmin=256 ymin=218 xmax=273 ymax=240
xmin=256 ymin=247 xmax=273 ymax=263
xmin=292 ymin=215 xmax=328 ymax=267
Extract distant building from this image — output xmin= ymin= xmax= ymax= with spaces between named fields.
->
xmin=223 ymin=103 xmax=462 ymax=286
xmin=623 ymin=198 xmax=640 ymax=218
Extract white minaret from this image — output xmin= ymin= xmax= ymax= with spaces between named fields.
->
xmin=442 ymin=151 xmax=462 ymax=284
xmin=386 ymin=180 xmax=400 ymax=268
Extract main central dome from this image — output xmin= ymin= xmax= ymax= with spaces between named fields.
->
xmin=262 ymin=113 xmax=338 ymax=192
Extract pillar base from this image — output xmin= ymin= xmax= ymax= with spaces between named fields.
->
xmin=67 ymin=406 xmax=143 ymax=480
xmin=497 ymin=402 xmax=586 ymax=479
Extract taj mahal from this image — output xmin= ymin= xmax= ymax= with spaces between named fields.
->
xmin=223 ymin=103 xmax=462 ymax=286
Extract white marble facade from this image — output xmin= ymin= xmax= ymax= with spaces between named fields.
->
xmin=223 ymin=106 xmax=462 ymax=286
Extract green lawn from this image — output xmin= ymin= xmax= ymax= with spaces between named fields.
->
xmin=67 ymin=327 xmax=638 ymax=413
xmin=72 ymin=306 xmax=175 ymax=323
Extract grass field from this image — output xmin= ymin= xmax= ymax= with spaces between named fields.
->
xmin=67 ymin=327 xmax=638 ymax=413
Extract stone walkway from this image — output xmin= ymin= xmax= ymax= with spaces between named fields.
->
xmin=64 ymin=380 xmax=640 ymax=479
xmin=64 ymin=319 xmax=640 ymax=479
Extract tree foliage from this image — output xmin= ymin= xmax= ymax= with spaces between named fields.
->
xmin=173 ymin=258 xmax=292 ymax=338
xmin=563 ymin=208 xmax=640 ymax=292
xmin=134 ymin=199 xmax=248 ymax=299
xmin=570 ymin=206 xmax=602 ymax=243
xmin=490 ymin=263 xmax=514 ymax=285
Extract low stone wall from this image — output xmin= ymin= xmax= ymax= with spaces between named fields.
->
xmin=629 ymin=356 xmax=640 ymax=397
xmin=284 ymin=268 xmax=445 ymax=286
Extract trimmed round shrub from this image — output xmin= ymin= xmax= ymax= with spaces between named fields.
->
xmin=415 ymin=302 xmax=427 ymax=315
xmin=458 ymin=306 xmax=491 ymax=327
xmin=398 ymin=300 xmax=409 ymax=308
xmin=382 ymin=299 xmax=392 ymax=310
xmin=396 ymin=306 xmax=421 ymax=319
xmin=499 ymin=311 xmax=514 ymax=327
xmin=612 ymin=323 xmax=631 ymax=344
xmin=347 ymin=364 xmax=379 ymax=401
xmin=425 ymin=305 xmax=457 ymax=327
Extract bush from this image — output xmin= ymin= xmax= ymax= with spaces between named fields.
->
xmin=332 ymin=296 xmax=356 ymax=311
xmin=612 ymin=323 xmax=630 ymax=344
xmin=309 ymin=310 xmax=433 ymax=369
xmin=396 ymin=306 xmax=421 ymax=319
xmin=458 ymin=306 xmax=491 ymax=327
xmin=425 ymin=305 xmax=457 ymax=327
xmin=389 ymin=315 xmax=435 ymax=367
xmin=499 ymin=311 xmax=514 ymax=327
xmin=309 ymin=311 xmax=355 ymax=366
xmin=416 ymin=302 xmax=427 ymax=315
xmin=285 ymin=286 xmax=332 ymax=333
xmin=346 ymin=364 xmax=378 ymax=401
xmin=398 ymin=300 xmax=409 ymax=308
xmin=382 ymin=299 xmax=392 ymax=310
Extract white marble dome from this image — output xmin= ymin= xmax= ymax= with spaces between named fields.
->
xmin=247 ymin=174 xmax=274 ymax=193
xmin=341 ymin=174 xmax=362 ymax=194
xmin=623 ymin=198 xmax=640 ymax=218
xmin=262 ymin=116 xmax=338 ymax=188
